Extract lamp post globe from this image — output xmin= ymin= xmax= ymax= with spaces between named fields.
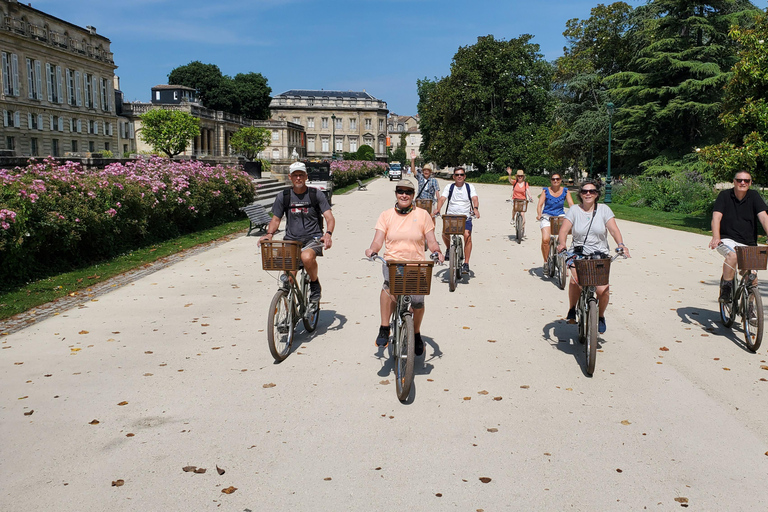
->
xmin=605 ymin=102 xmax=615 ymax=203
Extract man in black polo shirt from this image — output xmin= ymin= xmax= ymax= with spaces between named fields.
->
xmin=709 ymin=170 xmax=768 ymax=301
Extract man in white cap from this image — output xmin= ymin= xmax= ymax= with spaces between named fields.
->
xmin=260 ymin=162 xmax=335 ymax=302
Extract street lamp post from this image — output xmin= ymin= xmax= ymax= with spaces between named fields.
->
xmin=331 ymin=114 xmax=336 ymax=160
xmin=605 ymin=102 xmax=615 ymax=203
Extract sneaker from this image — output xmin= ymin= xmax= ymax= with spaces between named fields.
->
xmin=309 ymin=280 xmax=322 ymax=302
xmin=719 ymin=281 xmax=732 ymax=303
xmin=598 ymin=317 xmax=607 ymax=334
xmin=414 ymin=333 xmax=424 ymax=356
xmin=375 ymin=326 xmax=390 ymax=348
xmin=543 ymin=263 xmax=550 ymax=278
xmin=462 ymin=263 xmax=470 ymax=274
xmin=566 ymin=307 xmax=576 ymax=324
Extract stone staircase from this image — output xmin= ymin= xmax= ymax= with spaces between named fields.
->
xmin=252 ymin=175 xmax=291 ymax=207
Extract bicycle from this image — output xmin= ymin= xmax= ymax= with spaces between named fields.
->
xmin=569 ymin=250 xmax=626 ymax=376
xmin=368 ymin=254 xmax=435 ymax=401
xmin=546 ymin=216 xmax=568 ymax=290
xmin=261 ymin=240 xmax=321 ymax=362
xmin=512 ymin=199 xmax=530 ymax=244
xmin=442 ymin=214 xmax=467 ymax=292
xmin=719 ymin=245 xmax=766 ymax=352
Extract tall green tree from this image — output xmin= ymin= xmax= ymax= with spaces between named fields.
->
xmin=168 ymin=62 xmax=271 ymax=119
xmin=139 ymin=109 xmax=200 ymax=158
xmin=606 ymin=0 xmax=760 ymax=173
xmin=229 ymin=127 xmax=271 ymax=161
xmin=417 ymin=35 xmax=554 ymax=172
xmin=701 ymin=9 xmax=768 ymax=183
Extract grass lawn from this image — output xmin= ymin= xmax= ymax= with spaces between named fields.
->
xmin=334 ymin=175 xmax=380 ymax=195
xmin=607 ymin=203 xmax=710 ymax=236
xmin=0 ymin=219 xmax=249 ymax=321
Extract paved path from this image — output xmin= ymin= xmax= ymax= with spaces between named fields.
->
xmin=2 ymin=177 xmax=768 ymax=511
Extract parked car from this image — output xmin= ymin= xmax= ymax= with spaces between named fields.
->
xmin=389 ymin=162 xmax=402 ymax=181
xmin=305 ymin=161 xmax=333 ymax=203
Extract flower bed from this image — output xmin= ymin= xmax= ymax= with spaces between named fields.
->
xmin=0 ymin=157 xmax=255 ymax=288
xmin=330 ymin=160 xmax=386 ymax=189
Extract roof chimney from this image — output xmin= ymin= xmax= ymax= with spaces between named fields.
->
xmin=86 ymin=25 xmax=97 ymax=34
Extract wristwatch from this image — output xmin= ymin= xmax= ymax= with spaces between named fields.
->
xmin=326 ymin=231 xmax=333 ymax=236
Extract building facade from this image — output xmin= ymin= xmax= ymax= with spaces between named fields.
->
xmin=387 ymin=113 xmax=422 ymax=160
xmin=269 ymin=89 xmax=389 ymax=160
xmin=0 ymin=0 xmax=118 ymax=157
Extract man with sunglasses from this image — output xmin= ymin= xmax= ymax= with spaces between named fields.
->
xmin=709 ymin=171 xmax=768 ymax=302
xmin=436 ymin=167 xmax=479 ymax=274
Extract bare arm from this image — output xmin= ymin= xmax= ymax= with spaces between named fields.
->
xmin=758 ymin=210 xmax=768 ymax=244
xmin=710 ymin=211 xmax=723 ymax=249
xmin=566 ymin=189 xmax=575 ymax=208
xmin=472 ymin=195 xmax=480 ymax=219
xmin=556 ymin=219 xmax=573 ymax=253
xmin=536 ymin=189 xmax=546 ymax=220
xmin=258 ymin=215 xmax=282 ymax=244
xmin=365 ymin=229 xmax=386 ymax=258
xmin=320 ymin=210 xmax=336 ymax=249
xmin=606 ymin=217 xmax=630 ymax=257
xmin=425 ymin=230 xmax=444 ymax=262
xmin=436 ymin=195 xmax=446 ymax=214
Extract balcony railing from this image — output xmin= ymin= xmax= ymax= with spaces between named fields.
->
xmin=29 ymin=24 xmax=46 ymax=41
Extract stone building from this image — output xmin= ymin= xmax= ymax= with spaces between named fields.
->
xmin=0 ymin=0 xmax=118 ymax=157
xmin=269 ymin=89 xmax=389 ymax=160
xmin=388 ymin=113 xmax=422 ymax=160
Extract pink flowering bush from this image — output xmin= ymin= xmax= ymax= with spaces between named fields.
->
xmin=0 ymin=157 xmax=255 ymax=288
xmin=330 ymin=160 xmax=386 ymax=188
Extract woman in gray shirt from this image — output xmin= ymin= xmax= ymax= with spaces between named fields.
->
xmin=556 ymin=179 xmax=630 ymax=334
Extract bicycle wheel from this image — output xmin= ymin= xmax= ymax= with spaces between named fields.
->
xmin=585 ymin=299 xmax=598 ymax=376
xmin=557 ymin=253 xmax=567 ymax=290
xmin=301 ymin=272 xmax=320 ymax=332
xmin=547 ymin=240 xmax=556 ymax=278
xmin=449 ymin=241 xmax=458 ymax=292
xmin=719 ymin=277 xmax=737 ymax=327
xmin=457 ymin=239 xmax=464 ymax=279
xmin=515 ymin=213 xmax=522 ymax=244
xmin=577 ymin=296 xmax=586 ymax=344
xmin=267 ymin=289 xmax=294 ymax=362
xmin=742 ymin=287 xmax=763 ymax=352
xmin=395 ymin=312 xmax=415 ymax=401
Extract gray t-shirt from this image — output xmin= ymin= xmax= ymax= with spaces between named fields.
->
xmin=565 ymin=204 xmax=615 ymax=255
xmin=272 ymin=188 xmax=331 ymax=242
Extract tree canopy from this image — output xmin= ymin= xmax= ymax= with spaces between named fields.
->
xmin=168 ymin=61 xmax=272 ymax=120
xmin=417 ymin=35 xmax=555 ymax=172
xmin=229 ymin=127 xmax=271 ymax=161
xmin=139 ymin=109 xmax=200 ymax=158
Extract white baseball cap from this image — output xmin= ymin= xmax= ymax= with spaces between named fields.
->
xmin=289 ymin=162 xmax=307 ymax=174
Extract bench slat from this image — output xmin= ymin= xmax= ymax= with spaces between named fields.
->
xmin=239 ymin=203 xmax=271 ymax=236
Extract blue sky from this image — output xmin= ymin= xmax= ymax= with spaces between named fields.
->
xmin=35 ymin=0 xmax=636 ymax=114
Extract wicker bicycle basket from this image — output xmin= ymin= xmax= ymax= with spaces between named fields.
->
xmin=414 ymin=199 xmax=433 ymax=213
xmin=574 ymin=258 xmax=611 ymax=286
xmin=443 ymin=215 xmax=467 ymax=235
xmin=549 ymin=216 xmax=565 ymax=235
xmin=513 ymin=199 xmax=528 ymax=213
xmin=387 ymin=261 xmax=435 ymax=296
xmin=260 ymin=240 xmax=303 ymax=271
xmin=736 ymin=246 xmax=768 ymax=270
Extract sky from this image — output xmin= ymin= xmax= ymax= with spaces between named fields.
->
xmin=33 ymin=0 xmax=639 ymax=115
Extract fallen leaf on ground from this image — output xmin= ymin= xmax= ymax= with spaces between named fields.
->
xmin=117 ymin=401 xmax=128 ymax=406
xmin=324 ymin=477 xmax=332 ymax=481
xmin=479 ymin=477 xmax=492 ymax=483
xmin=78 ymin=330 xmax=89 ymax=335
xmin=126 ymin=433 xmax=134 ymax=437
xmin=675 ymin=497 xmax=689 ymax=504
xmin=89 ymin=420 xmax=100 ymax=425
xmin=262 ymin=383 xmax=276 ymax=388
xmin=143 ymin=373 xmax=153 ymax=377
xmin=621 ymin=420 xmax=631 ymax=425
xmin=487 ymin=428 xmax=498 ymax=433
xmin=193 ymin=468 xmax=206 ymax=474
xmin=70 ymin=348 xmax=81 ymax=353
xmin=723 ymin=367 xmax=731 ymax=371
xmin=660 ymin=347 xmax=669 ymax=351
xmin=182 ymin=466 xmax=197 ymax=472
xmin=24 ymin=410 xmax=34 ymax=416
xmin=216 ymin=465 xmax=225 ymax=475
xmin=478 ymin=390 xmax=488 ymax=395
xmin=493 ymin=396 xmax=502 ymax=401
xmin=111 ymin=479 xmax=124 ymax=487
xmin=761 ymin=365 xmax=768 ymax=370
xmin=144 ymin=351 xmax=153 ymax=354
xmin=18 ymin=396 xmax=28 ymax=400
xmin=435 ymin=493 xmax=443 ymax=497
xmin=487 ymin=339 xmax=497 ymax=343
xmin=616 ymin=468 xmax=623 ymax=473
xmin=520 ymin=385 xmax=530 ymax=389
xmin=379 ymin=380 xmax=390 ymax=385
xmin=14 ymin=362 xmax=23 ymax=365
xmin=221 ymin=486 xmax=237 ymax=494
xmin=463 ymin=397 xmax=471 ymax=401
xmin=462 ymin=326 xmax=470 ymax=330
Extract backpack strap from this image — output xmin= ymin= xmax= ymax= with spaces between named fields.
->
xmin=445 ymin=183 xmax=455 ymax=214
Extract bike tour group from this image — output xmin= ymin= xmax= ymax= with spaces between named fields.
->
xmin=259 ymin=162 xmax=767 ymax=399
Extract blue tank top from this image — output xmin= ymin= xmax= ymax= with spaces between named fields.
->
xmin=543 ymin=187 xmax=568 ymax=216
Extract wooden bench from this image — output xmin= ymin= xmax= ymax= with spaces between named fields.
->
xmin=240 ymin=203 xmax=272 ymax=236
xmin=356 ymin=179 xmax=368 ymax=191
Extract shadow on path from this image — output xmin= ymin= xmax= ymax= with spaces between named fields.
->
xmin=542 ymin=318 xmax=607 ymax=377
xmin=676 ymin=306 xmax=754 ymax=353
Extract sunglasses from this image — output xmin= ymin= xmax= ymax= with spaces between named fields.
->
xmin=454 ymin=173 xmax=466 ymax=177
xmin=735 ymin=178 xmax=752 ymax=184
xmin=551 ymin=177 xmax=561 ymax=181
xmin=580 ymin=189 xmax=598 ymax=195
xmin=396 ymin=188 xmax=414 ymax=195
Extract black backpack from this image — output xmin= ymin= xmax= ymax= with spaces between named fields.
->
xmin=283 ymin=187 xmax=324 ymax=231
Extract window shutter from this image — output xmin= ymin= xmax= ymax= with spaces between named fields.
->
xmin=66 ymin=69 xmax=71 ymax=104
xmin=50 ymin=115 xmax=53 ymax=131
xmin=56 ymin=66 xmax=63 ymax=103
xmin=35 ymin=61 xmax=42 ymax=100
xmin=1 ymin=53 xmax=8 ymax=95
xmin=3 ymin=110 xmax=7 ymax=127
xmin=14 ymin=111 xmax=19 ymax=127
xmin=70 ymin=118 xmax=73 ymax=132
xmin=46 ymin=63 xmax=52 ymax=102
xmin=128 ymin=123 xmax=134 ymax=138
xmin=38 ymin=114 xmax=43 ymax=130
xmin=94 ymin=121 xmax=98 ymax=135
xmin=27 ymin=113 xmax=32 ymax=128
xmin=92 ymin=76 xmax=98 ymax=109
xmin=60 ymin=117 xmax=64 ymax=132
xmin=75 ymin=71 xmax=82 ymax=106
xmin=11 ymin=54 xmax=19 ymax=96
xmin=27 ymin=59 xmax=33 ymax=99
xmin=77 ymin=119 xmax=82 ymax=133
